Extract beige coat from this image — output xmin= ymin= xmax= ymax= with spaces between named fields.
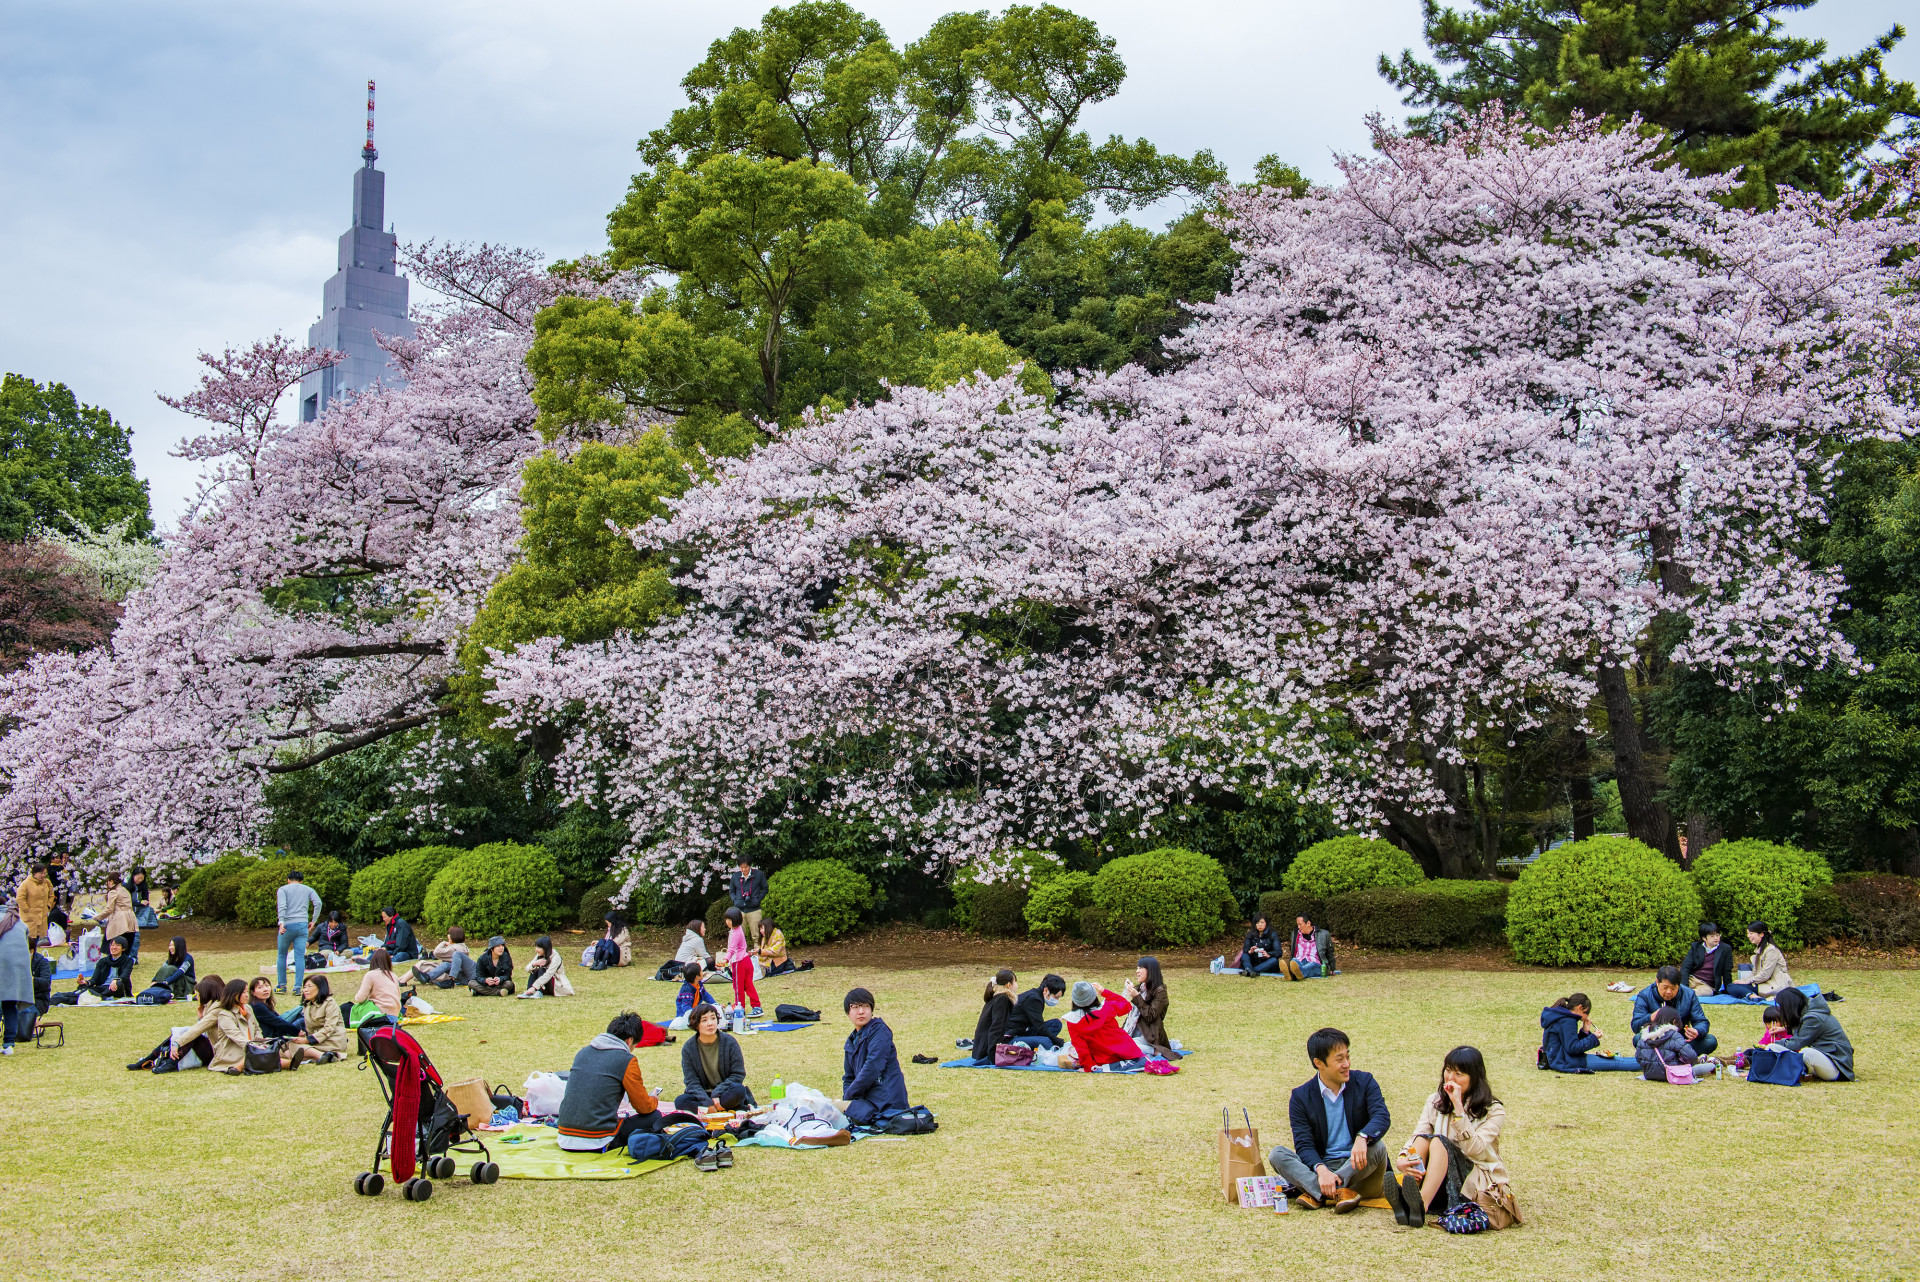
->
xmin=15 ymin=875 xmax=56 ymax=941
xmin=1411 ymin=1092 xmax=1523 ymax=1228
xmin=96 ymin=885 xmax=137 ymax=942
xmin=301 ymin=995 xmax=351 ymax=1055
xmin=172 ymin=1003 xmax=261 ymax=1072
xmin=1749 ymin=942 xmax=1793 ymax=995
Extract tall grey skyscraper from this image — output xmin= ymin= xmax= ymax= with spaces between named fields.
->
xmin=298 ymin=91 xmax=414 ymax=421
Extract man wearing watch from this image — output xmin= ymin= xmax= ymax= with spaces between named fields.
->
xmin=1269 ymin=1026 xmax=1392 ymax=1212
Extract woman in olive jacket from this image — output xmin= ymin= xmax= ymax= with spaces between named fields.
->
xmin=1125 ymin=956 xmax=1181 ymax=1059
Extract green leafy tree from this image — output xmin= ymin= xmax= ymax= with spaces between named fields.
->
xmin=0 ymin=373 xmax=152 ymax=541
xmin=1381 ymin=1 xmax=1919 ymax=205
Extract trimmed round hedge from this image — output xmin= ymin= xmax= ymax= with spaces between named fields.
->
xmin=1506 ymin=835 xmax=1700 ymax=966
xmin=1090 ymin=847 xmax=1235 ymax=947
xmin=1281 ymin=836 xmax=1425 ymax=899
xmin=350 ymin=846 xmax=463 ymax=925
xmin=422 ymin=842 xmax=564 ymax=938
xmin=1688 ymin=838 xmax=1833 ymax=948
xmin=1025 ymin=870 xmax=1096 ymax=937
xmin=578 ymin=875 xmax=666 ymax=929
xmin=760 ymin=859 xmax=870 ymax=946
xmin=234 ymin=856 xmax=351 ymax=929
xmin=176 ymin=851 xmax=263 ymax=920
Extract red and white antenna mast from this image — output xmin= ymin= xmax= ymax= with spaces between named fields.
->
xmin=361 ymin=79 xmax=377 ymax=167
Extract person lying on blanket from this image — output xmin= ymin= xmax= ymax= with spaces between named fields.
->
xmin=841 ymin=987 xmax=910 ymax=1124
xmin=1062 ymin=980 xmax=1144 ymax=1072
xmin=558 ymin=1011 xmax=665 ymax=1151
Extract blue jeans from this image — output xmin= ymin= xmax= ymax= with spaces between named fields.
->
xmin=2 ymin=1000 xmax=30 ymax=1046
xmin=1009 ymin=1018 xmax=1063 ymax=1050
xmin=277 ymin=923 xmax=309 ymax=992
xmin=1297 ymin=961 xmax=1324 ymax=978
xmin=1245 ymin=955 xmax=1281 ymax=975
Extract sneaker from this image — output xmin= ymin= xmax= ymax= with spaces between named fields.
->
xmin=797 ymin=960 xmax=814 ymax=971
xmin=714 ymin=1143 xmax=733 ymax=1169
xmin=694 ymin=1147 xmax=719 ymax=1173
xmin=955 ymin=1038 xmax=972 ymax=1049
xmin=749 ymin=1008 xmax=763 ymax=1019
xmin=2 ymin=1045 xmax=14 ymax=1056
xmin=274 ymin=986 xmax=287 ymax=995
xmin=1332 ymin=1187 xmax=1361 ymax=1214
xmin=911 ymin=1053 xmax=939 ymax=1064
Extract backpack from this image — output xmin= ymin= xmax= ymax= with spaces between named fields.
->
xmin=135 ymin=986 xmax=171 ymax=1005
xmin=882 ymin=1105 xmax=938 ymax=1135
xmin=774 ymin=1003 xmax=821 ymax=1023
xmin=628 ymin=1122 xmax=711 ymax=1162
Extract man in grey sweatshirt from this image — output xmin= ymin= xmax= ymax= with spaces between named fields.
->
xmin=276 ymin=870 xmax=323 ymax=995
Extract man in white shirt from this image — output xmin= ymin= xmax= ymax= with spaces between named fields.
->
xmin=275 ymin=870 xmax=323 ymax=995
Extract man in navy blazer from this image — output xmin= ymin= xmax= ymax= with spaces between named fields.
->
xmin=1268 ymin=1026 xmax=1391 ymax=1211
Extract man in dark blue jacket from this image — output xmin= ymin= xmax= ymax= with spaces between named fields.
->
xmin=729 ymin=859 xmax=768 ymax=940
xmin=1630 ymin=966 xmax=1717 ymax=1054
xmin=841 ymin=987 xmax=909 ymax=1124
xmin=1268 ymin=1027 xmax=1391 ymax=1211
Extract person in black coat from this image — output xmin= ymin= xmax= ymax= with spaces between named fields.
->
xmin=676 ymin=1003 xmax=754 ymax=1111
xmin=1005 ymin=974 xmax=1066 ymax=1049
xmin=470 ymin=936 xmax=515 ymax=995
xmin=1241 ymin=915 xmax=1283 ymax=976
xmin=842 ymin=987 xmax=909 ymax=1124
xmin=1679 ymin=922 xmax=1733 ymax=996
xmin=968 ymin=970 xmax=1016 ymax=1063
xmin=380 ymin=909 xmax=419 ymax=964
xmin=81 ymin=936 xmax=136 ymax=999
xmin=248 ymin=977 xmax=304 ymax=1037
xmin=1267 ymin=1027 xmax=1391 ymax=1210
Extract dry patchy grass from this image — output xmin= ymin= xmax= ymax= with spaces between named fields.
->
xmin=1 ymin=946 xmax=1913 ymax=1282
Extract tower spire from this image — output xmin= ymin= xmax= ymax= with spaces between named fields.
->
xmin=362 ymin=79 xmax=377 ymax=168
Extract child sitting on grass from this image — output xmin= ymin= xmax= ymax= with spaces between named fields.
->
xmin=1636 ymin=1005 xmax=1713 ymax=1080
xmin=1759 ymin=1006 xmax=1790 ymax=1046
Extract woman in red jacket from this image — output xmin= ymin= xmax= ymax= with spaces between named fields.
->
xmin=1063 ymin=980 xmax=1145 ymax=1072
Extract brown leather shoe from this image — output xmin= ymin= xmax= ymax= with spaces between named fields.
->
xmin=1293 ymin=1191 xmax=1324 ymax=1210
xmin=1332 ymin=1187 xmax=1361 ymax=1214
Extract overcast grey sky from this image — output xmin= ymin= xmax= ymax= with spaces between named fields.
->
xmin=3 ymin=0 xmax=1913 ymax=526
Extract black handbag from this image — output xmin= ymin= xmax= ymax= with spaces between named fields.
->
xmin=774 ymin=1003 xmax=821 ymax=1022
xmin=243 ymin=1040 xmax=283 ymax=1074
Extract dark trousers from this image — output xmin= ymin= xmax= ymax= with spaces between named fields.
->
xmin=1244 ymin=954 xmax=1281 ymax=975
xmin=1723 ymin=983 xmax=1761 ymax=1000
xmin=2 ymin=1000 xmax=30 ymax=1045
xmin=597 ymin=1110 xmax=664 ymax=1150
xmin=675 ymin=1082 xmax=749 ymax=1112
xmin=1009 ymin=1018 xmax=1063 ymax=1050
xmin=764 ymin=959 xmax=797 ymax=976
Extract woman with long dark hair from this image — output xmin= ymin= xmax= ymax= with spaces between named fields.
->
xmin=249 ymin=975 xmax=304 ymax=1038
xmin=1240 ymin=914 xmax=1283 ymax=976
xmin=968 ymin=968 xmax=1016 ymax=1064
xmin=282 ymin=975 xmax=347 ymax=1066
xmin=1724 ymin=921 xmax=1793 ymax=999
xmin=1124 ymin=956 xmax=1181 ymax=1060
xmin=1385 ymin=1046 xmax=1522 ymax=1229
xmin=1773 ymin=987 xmax=1854 ymax=1081
xmin=521 ymin=935 xmax=573 ymax=998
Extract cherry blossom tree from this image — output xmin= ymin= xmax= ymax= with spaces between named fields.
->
xmin=0 ymin=244 xmax=566 ymax=871
xmin=487 ymin=108 xmax=1916 ymax=889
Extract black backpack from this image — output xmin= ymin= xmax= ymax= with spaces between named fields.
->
xmin=774 ymin=1003 xmax=821 ymax=1022
xmin=883 ymin=1105 xmax=938 ymax=1135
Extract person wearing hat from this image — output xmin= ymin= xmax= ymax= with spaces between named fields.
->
xmin=840 ymin=987 xmax=909 ymax=1124
xmin=1062 ymin=979 xmax=1144 ymax=1072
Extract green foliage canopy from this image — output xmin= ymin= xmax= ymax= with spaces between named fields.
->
xmin=1506 ymin=835 xmax=1701 ymax=966
xmin=1281 ymin=836 xmax=1427 ymax=899
xmin=0 ymin=373 xmax=152 ymax=542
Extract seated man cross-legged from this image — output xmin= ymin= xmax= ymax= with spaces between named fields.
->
xmin=556 ymin=1012 xmax=664 ymax=1153
xmin=1005 ymin=973 xmax=1067 ymax=1050
xmin=1630 ymin=965 xmax=1717 ymax=1056
xmin=1268 ymin=1026 xmax=1391 ymax=1212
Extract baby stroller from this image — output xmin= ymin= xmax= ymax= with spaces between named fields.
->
xmin=352 ymin=1022 xmax=499 ymax=1200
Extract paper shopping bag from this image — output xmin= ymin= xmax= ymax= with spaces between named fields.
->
xmin=445 ymin=1078 xmax=492 ymax=1129
xmin=1218 ymin=1107 xmax=1265 ymax=1202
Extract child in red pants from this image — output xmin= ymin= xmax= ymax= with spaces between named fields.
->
xmin=724 ymin=907 xmax=761 ymax=1018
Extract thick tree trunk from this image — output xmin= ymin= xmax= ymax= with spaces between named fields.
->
xmin=1597 ymin=663 xmax=1679 ymax=860
xmin=1382 ymin=756 xmax=1485 ymax=879
xmin=1682 ymin=811 xmax=1722 ymax=867
xmin=1567 ymin=730 xmax=1596 ymax=840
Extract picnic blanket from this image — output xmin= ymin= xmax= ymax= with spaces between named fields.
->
xmin=1695 ymin=982 xmax=1821 ymax=1006
xmin=405 ymin=1125 xmax=679 ymax=1180
xmin=399 ymin=1012 xmax=465 ymax=1027
xmin=941 ymin=1050 xmax=1194 ymax=1073
xmin=735 ymin=1130 xmax=865 ymax=1150
xmin=1214 ymin=966 xmax=1341 ymax=977
xmin=655 ymin=1019 xmax=815 ymax=1033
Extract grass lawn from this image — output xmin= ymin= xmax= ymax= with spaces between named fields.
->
xmin=2 ymin=938 xmax=1913 ymax=1281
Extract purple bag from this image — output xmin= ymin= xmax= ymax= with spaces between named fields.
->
xmin=993 ymin=1042 xmax=1035 ymax=1067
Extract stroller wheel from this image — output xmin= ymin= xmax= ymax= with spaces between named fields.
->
xmin=353 ymin=1172 xmax=367 ymax=1195
xmin=402 ymin=1177 xmax=433 ymax=1201
xmin=359 ymin=1171 xmax=384 ymax=1196
xmin=471 ymin=1160 xmax=498 ymax=1184
xmin=431 ymin=1155 xmax=456 ymax=1180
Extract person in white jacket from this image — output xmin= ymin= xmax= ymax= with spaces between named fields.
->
xmin=520 ymin=935 xmax=573 ymax=999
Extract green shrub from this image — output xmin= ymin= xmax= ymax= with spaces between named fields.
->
xmin=1322 ymin=882 xmax=1508 ymax=950
xmin=1025 ymin=871 xmax=1096 ymax=936
xmin=421 ymin=842 xmax=565 ymax=937
xmin=706 ymin=896 xmax=734 ymax=942
xmin=949 ymin=851 xmax=1064 ymax=931
xmin=761 ymin=859 xmax=870 ymax=945
xmin=234 ymin=856 xmax=352 ymax=929
xmin=1090 ymin=847 xmax=1234 ymax=946
xmin=350 ymin=846 xmax=463 ymax=925
xmin=1831 ymin=873 xmax=1920 ymax=947
xmin=1080 ymin=904 xmax=1154 ymax=950
xmin=1506 ymin=836 xmax=1700 ymax=966
xmin=176 ymin=851 xmax=262 ymax=919
xmin=1689 ymin=838 xmax=1833 ymax=948
xmin=1257 ymin=889 xmax=1325 ymax=934
xmin=1795 ymin=884 xmax=1850 ymax=944
xmin=971 ymin=882 xmax=1030 ymax=936
xmin=1281 ymin=836 xmax=1425 ymax=898
xmin=578 ymin=875 xmax=666 ymax=929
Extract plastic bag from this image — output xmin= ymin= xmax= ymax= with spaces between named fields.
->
xmin=405 ymin=993 xmax=435 ymax=1015
xmin=523 ymin=1071 xmax=566 ymax=1118
xmin=1033 ymin=1046 xmax=1062 ymax=1068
